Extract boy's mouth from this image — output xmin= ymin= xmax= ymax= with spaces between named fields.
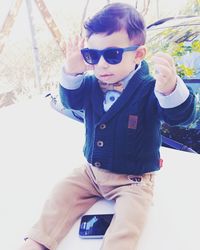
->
xmin=99 ymin=74 xmax=114 ymax=79
xmin=100 ymin=74 xmax=113 ymax=77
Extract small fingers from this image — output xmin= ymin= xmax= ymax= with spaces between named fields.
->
xmin=66 ymin=35 xmax=82 ymax=48
xmin=66 ymin=35 xmax=85 ymax=59
xmin=78 ymin=36 xmax=85 ymax=49
xmin=66 ymin=37 xmax=73 ymax=49
xmin=152 ymin=52 xmax=176 ymax=77
xmin=154 ymin=64 xmax=171 ymax=81
xmin=152 ymin=52 xmax=175 ymax=67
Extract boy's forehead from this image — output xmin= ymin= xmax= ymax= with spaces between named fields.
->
xmin=87 ymin=30 xmax=133 ymax=49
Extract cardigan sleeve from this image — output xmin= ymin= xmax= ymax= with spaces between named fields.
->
xmin=159 ymin=86 xmax=196 ymax=126
xmin=59 ymin=74 xmax=94 ymax=111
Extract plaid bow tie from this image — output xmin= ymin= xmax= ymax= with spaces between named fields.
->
xmin=98 ymin=80 xmax=124 ymax=111
xmin=98 ymin=80 xmax=124 ymax=93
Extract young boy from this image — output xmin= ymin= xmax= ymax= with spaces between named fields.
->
xmin=20 ymin=2 xmax=195 ymax=250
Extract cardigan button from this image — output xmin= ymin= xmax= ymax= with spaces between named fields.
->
xmin=99 ymin=124 xmax=106 ymax=129
xmin=94 ymin=162 xmax=101 ymax=167
xmin=97 ymin=140 xmax=104 ymax=147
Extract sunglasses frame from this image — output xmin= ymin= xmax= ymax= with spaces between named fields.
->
xmin=81 ymin=45 xmax=139 ymax=65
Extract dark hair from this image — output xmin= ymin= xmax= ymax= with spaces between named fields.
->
xmin=84 ymin=2 xmax=146 ymax=45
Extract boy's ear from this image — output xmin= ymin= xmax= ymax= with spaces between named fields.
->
xmin=134 ymin=45 xmax=147 ymax=64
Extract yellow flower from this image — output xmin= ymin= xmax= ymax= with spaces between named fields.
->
xmin=172 ymin=42 xmax=185 ymax=56
xmin=192 ymin=40 xmax=200 ymax=52
xmin=179 ymin=64 xmax=195 ymax=77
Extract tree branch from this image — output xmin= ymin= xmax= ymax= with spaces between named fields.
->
xmin=0 ymin=0 xmax=23 ymax=55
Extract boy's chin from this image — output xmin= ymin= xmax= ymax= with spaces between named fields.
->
xmin=97 ymin=76 xmax=121 ymax=84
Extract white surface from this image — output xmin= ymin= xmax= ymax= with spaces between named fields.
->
xmin=0 ymin=97 xmax=200 ymax=250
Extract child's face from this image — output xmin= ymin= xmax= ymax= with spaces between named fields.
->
xmin=87 ymin=29 xmax=145 ymax=83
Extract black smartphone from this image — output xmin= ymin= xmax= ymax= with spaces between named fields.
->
xmin=79 ymin=214 xmax=114 ymax=238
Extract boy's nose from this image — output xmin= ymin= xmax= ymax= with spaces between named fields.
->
xmin=97 ymin=55 xmax=109 ymax=68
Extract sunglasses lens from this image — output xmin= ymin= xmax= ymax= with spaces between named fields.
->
xmin=81 ymin=48 xmax=124 ymax=65
xmin=104 ymin=48 xmax=122 ymax=64
xmin=81 ymin=49 xmax=100 ymax=65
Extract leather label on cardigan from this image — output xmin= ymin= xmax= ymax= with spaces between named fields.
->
xmin=128 ymin=115 xmax=138 ymax=129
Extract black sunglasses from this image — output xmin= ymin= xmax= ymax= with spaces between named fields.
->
xmin=81 ymin=46 xmax=139 ymax=65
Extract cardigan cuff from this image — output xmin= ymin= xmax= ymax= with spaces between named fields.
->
xmin=60 ymin=67 xmax=84 ymax=89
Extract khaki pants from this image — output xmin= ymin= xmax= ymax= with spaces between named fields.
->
xmin=26 ymin=162 xmax=155 ymax=250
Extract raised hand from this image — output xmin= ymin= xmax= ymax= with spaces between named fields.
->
xmin=152 ymin=52 xmax=177 ymax=95
xmin=64 ymin=35 xmax=92 ymax=75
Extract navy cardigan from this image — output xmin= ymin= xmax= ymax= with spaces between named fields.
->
xmin=59 ymin=61 xmax=195 ymax=175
